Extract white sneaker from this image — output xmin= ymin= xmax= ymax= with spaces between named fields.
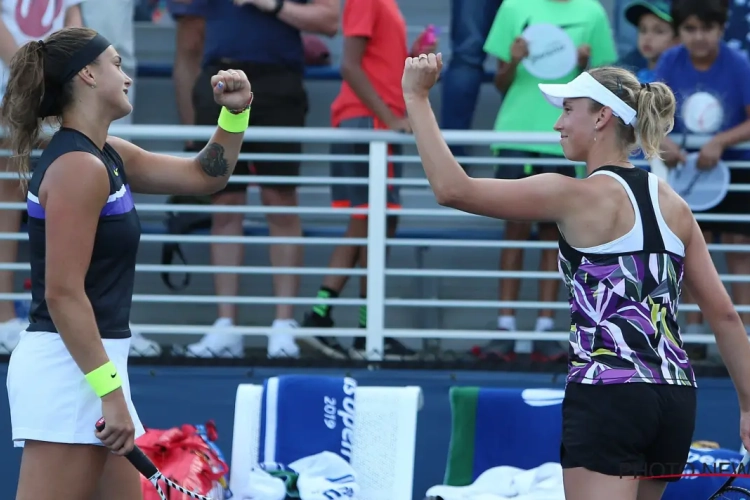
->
xmin=0 ymin=317 xmax=27 ymax=354
xmin=129 ymin=326 xmax=162 ymax=357
xmin=185 ymin=318 xmax=243 ymax=358
xmin=267 ymin=319 xmax=300 ymax=359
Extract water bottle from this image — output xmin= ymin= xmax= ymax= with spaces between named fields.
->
xmin=14 ymin=278 xmax=31 ymax=320
xmin=416 ymin=24 xmax=440 ymax=54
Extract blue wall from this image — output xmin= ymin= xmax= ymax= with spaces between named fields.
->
xmin=0 ymin=365 xmax=741 ymax=499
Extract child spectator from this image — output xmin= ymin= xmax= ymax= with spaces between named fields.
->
xmin=617 ymin=1 xmax=677 ymax=83
xmin=299 ymin=0 xmax=435 ymax=360
xmin=655 ymin=0 xmax=750 ymax=348
xmin=480 ymin=0 xmax=617 ymax=363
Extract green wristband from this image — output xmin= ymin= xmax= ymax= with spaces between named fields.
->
xmin=85 ymin=361 xmax=122 ymax=398
xmin=218 ymin=106 xmax=250 ymax=134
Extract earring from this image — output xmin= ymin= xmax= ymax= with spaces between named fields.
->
xmin=90 ymin=84 xmax=96 ymax=89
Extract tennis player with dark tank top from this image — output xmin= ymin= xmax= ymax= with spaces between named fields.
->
xmin=3 ymin=27 xmax=252 ymax=500
xmin=405 ymin=53 xmax=750 ymax=500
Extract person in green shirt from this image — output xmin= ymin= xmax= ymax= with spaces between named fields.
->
xmin=479 ymin=0 xmax=617 ymax=362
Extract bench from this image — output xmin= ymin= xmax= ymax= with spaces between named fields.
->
xmin=136 ymin=62 xmax=497 ymax=83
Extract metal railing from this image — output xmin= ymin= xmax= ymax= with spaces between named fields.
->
xmin=2 ymin=125 xmax=749 ymax=360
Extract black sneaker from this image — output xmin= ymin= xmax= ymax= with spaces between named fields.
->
xmin=350 ymin=336 xmax=419 ymax=361
xmin=298 ymin=312 xmax=348 ymax=359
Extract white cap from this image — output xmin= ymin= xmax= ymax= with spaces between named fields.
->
xmin=538 ymin=72 xmax=638 ymax=126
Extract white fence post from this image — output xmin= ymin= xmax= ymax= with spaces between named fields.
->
xmin=365 ymin=141 xmax=388 ymax=361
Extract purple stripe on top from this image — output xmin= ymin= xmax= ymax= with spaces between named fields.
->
xmin=27 ymin=197 xmax=46 ymax=219
xmin=100 ymin=185 xmax=135 ymax=217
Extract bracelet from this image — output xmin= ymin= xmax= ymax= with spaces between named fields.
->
xmin=218 ymin=106 xmax=250 ymax=134
xmin=85 ymin=361 xmax=123 ymax=398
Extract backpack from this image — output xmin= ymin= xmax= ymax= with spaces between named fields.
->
xmin=136 ymin=420 xmax=231 ymax=500
xmin=160 ymin=195 xmax=212 ymax=292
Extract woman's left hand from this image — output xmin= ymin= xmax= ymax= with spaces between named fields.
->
xmin=211 ymin=69 xmax=253 ymax=112
xmin=402 ymin=53 xmax=443 ymax=100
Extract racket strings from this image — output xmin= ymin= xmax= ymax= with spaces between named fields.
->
xmin=714 ymin=486 xmax=750 ymax=499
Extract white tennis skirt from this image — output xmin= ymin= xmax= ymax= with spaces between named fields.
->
xmin=7 ymin=331 xmax=145 ymax=447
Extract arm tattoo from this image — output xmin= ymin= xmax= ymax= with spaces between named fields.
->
xmin=197 ymin=142 xmax=229 ymax=178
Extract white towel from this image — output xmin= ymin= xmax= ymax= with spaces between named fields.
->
xmin=238 ymin=452 xmax=359 ymax=500
xmin=426 ymin=462 xmax=565 ymax=500
xmin=292 ymin=451 xmax=359 ymax=499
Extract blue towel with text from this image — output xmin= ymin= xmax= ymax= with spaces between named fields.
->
xmin=259 ymin=375 xmax=357 ymax=465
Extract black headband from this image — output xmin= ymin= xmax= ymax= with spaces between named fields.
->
xmin=38 ymin=33 xmax=111 ymax=118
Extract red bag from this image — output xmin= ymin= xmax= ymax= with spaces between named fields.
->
xmin=136 ymin=421 xmax=229 ymax=500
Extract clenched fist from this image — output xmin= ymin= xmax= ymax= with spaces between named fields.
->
xmin=402 ymin=53 xmax=443 ymax=100
xmin=211 ymin=69 xmax=253 ymax=112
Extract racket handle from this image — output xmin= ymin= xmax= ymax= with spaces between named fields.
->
xmin=95 ymin=418 xmax=159 ymax=479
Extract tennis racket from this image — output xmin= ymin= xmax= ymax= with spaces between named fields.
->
xmin=95 ymin=418 xmax=215 ymax=500
xmin=708 ymin=451 xmax=750 ymax=499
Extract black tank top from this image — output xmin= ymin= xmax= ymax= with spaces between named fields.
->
xmin=26 ymin=128 xmax=141 ymax=339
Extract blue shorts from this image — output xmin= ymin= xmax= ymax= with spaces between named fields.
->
xmin=494 ymin=149 xmax=581 ymax=180
xmin=330 ymin=117 xmax=402 ymax=217
xmin=165 ymin=0 xmax=207 ymax=18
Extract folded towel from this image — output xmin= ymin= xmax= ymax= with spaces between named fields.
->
xmin=427 ymin=463 xmax=565 ymax=500
xmin=445 ymin=387 xmax=564 ymax=486
xmin=239 ymin=452 xmax=358 ymax=500
xmin=259 ymin=375 xmax=357 ymax=465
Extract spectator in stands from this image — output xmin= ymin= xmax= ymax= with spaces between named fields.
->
xmin=725 ymin=0 xmax=750 ymax=58
xmin=0 ymin=0 xmax=83 ymax=355
xmin=656 ymin=0 xmax=750 ymax=345
xmin=480 ymin=0 xmax=617 ymax=362
xmin=165 ymin=0 xmax=205 ymax=144
xmin=183 ymin=0 xmax=339 ymax=359
xmin=298 ymin=0 xmax=433 ymax=360
xmin=614 ymin=0 xmax=640 ymax=57
xmin=617 ymin=1 xmax=677 ymax=84
xmin=83 ymin=0 xmax=162 ymax=358
xmin=440 ymin=0 xmax=503 ymax=165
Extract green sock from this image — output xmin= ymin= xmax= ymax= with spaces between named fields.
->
xmin=358 ymin=304 xmax=367 ymax=328
xmin=312 ymin=287 xmax=338 ymax=317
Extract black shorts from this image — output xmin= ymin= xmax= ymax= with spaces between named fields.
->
xmin=191 ymin=60 xmax=308 ymax=191
xmin=561 ymin=382 xmax=696 ymax=480
xmin=494 ymin=149 xmax=580 ymax=180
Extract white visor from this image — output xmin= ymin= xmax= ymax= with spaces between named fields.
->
xmin=538 ymin=72 xmax=637 ymax=126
